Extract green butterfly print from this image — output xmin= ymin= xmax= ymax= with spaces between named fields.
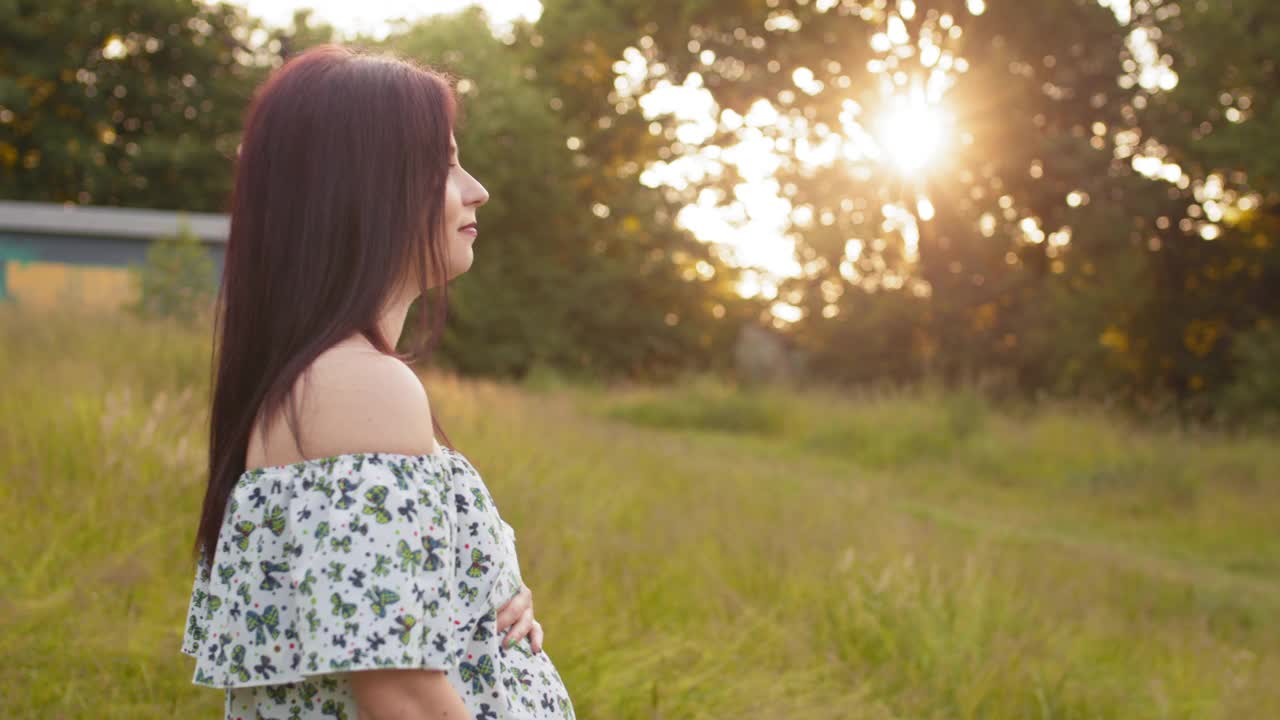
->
xmin=457 ymin=581 xmax=479 ymax=603
xmin=236 ymin=581 xmax=252 ymax=605
xmin=265 ymin=684 xmax=288 ymax=703
xmin=330 ymin=535 xmax=352 ymax=553
xmin=425 ymin=599 xmax=440 ymax=618
xmin=395 ymin=539 xmax=423 ymax=571
xmin=232 ymin=520 xmax=256 ymax=550
xmin=298 ymin=569 xmax=317 ymax=595
xmin=194 ymin=667 xmax=214 ymax=684
xmin=208 ymin=595 xmax=222 ymax=612
xmin=311 ymin=477 xmax=334 ymax=499
xmin=465 ymin=547 xmax=492 ymax=578
xmin=212 ymin=633 xmax=231 ymax=664
xmin=261 ymin=504 xmax=286 ymax=536
xmin=335 ymin=477 xmax=363 ymax=509
xmin=330 ymin=592 xmax=356 ymax=619
xmin=259 ymin=560 xmax=289 ymax=591
xmin=245 ymin=604 xmax=280 ymax=644
xmin=470 ymin=487 xmax=487 ymax=511
xmin=320 ymin=698 xmax=349 ymax=720
xmin=422 ymin=536 xmax=447 ymax=571
xmin=228 ymin=644 xmax=251 ymax=682
xmin=217 ymin=563 xmax=236 ymax=586
xmin=364 ymin=585 xmax=400 ymax=618
xmin=389 ymin=460 xmax=411 ymax=487
xmin=305 ymin=608 xmax=321 ymax=633
xmin=505 ymin=639 xmax=534 ymax=658
xmin=299 ymin=681 xmax=319 ymax=708
xmin=362 ymin=485 xmax=392 ymax=524
xmin=325 ymin=562 xmax=345 ymax=582
xmin=390 ymin=613 xmax=416 ymax=645
xmin=186 ymin=615 xmax=207 ymax=643
xmin=313 ymin=521 xmax=330 ymax=550
xmin=458 ymin=654 xmax=496 ymax=694
xmin=372 ymin=554 xmax=391 ymax=577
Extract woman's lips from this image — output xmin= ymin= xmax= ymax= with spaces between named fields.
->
xmin=459 ymin=223 xmax=477 ymax=237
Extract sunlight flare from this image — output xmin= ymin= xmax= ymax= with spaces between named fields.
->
xmin=875 ymin=92 xmax=950 ymax=174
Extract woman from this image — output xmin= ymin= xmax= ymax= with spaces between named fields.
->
xmin=180 ymin=45 xmax=576 ymax=720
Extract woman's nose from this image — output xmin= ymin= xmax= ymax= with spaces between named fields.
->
xmin=468 ymin=177 xmax=489 ymax=207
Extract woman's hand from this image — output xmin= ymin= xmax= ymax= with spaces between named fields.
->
xmin=495 ymin=583 xmax=543 ymax=653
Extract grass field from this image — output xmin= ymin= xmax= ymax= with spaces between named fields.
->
xmin=2 ymin=305 xmax=1278 ymax=719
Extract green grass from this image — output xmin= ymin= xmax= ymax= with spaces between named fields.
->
xmin=3 ymin=304 xmax=1278 ymax=718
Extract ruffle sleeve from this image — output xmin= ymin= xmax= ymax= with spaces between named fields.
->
xmin=180 ymin=452 xmax=464 ymax=689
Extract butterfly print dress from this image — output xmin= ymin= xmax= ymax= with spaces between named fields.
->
xmin=181 ymin=446 xmax=576 ymax=720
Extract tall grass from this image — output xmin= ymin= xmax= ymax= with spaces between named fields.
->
xmin=2 ymin=304 xmax=1277 ymax=718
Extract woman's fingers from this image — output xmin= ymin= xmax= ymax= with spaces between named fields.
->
xmin=496 ymin=584 xmax=542 ymax=651
xmin=530 ymin=618 xmax=544 ymax=654
xmin=503 ymin=606 xmax=536 ymax=648
xmin=496 ymin=585 xmax=531 ymax=633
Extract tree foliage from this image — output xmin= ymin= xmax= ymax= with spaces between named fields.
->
xmin=528 ymin=0 xmax=1280 ymax=415
xmin=2 ymin=0 xmax=1276 ymax=414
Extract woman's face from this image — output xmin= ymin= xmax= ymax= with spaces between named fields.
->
xmin=440 ymin=132 xmax=489 ymax=283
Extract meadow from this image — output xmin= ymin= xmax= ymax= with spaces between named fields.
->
xmin=2 ymin=304 xmax=1277 ymax=719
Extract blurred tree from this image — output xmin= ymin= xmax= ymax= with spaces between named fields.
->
xmin=0 ymin=1 xmax=338 ymax=211
xmin=0 ymin=0 xmax=268 ymax=210
xmin=528 ymin=0 xmax=1142 ymax=389
xmin=1137 ymin=0 xmax=1280 ymax=414
xmin=527 ymin=0 xmax=1280 ymax=414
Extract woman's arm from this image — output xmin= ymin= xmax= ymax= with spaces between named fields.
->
xmin=305 ymin=348 xmax=470 ymax=718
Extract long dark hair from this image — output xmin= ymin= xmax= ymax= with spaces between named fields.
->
xmin=193 ymin=45 xmax=461 ymax=564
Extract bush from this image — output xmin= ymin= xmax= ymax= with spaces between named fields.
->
xmin=1218 ymin=325 xmax=1280 ymax=427
xmin=125 ymin=219 xmax=216 ymax=325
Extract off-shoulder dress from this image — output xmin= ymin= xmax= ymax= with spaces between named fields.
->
xmin=180 ymin=445 xmax=576 ymax=720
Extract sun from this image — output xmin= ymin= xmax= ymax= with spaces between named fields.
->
xmin=875 ymin=92 xmax=950 ymax=174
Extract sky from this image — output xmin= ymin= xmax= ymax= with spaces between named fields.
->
xmin=236 ymin=0 xmax=542 ymax=38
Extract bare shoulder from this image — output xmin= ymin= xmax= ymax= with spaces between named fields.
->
xmin=294 ymin=340 xmax=441 ymax=458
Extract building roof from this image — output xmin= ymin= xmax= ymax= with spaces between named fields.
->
xmin=0 ymin=200 xmax=229 ymax=243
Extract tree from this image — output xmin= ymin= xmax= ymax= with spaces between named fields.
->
xmin=0 ymin=0 xmax=272 ymax=211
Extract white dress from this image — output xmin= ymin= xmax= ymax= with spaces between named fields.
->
xmin=180 ymin=446 xmax=576 ymax=719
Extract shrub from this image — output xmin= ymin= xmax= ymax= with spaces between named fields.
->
xmin=125 ymin=219 xmax=216 ymax=325
xmin=1218 ymin=325 xmax=1280 ymax=427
